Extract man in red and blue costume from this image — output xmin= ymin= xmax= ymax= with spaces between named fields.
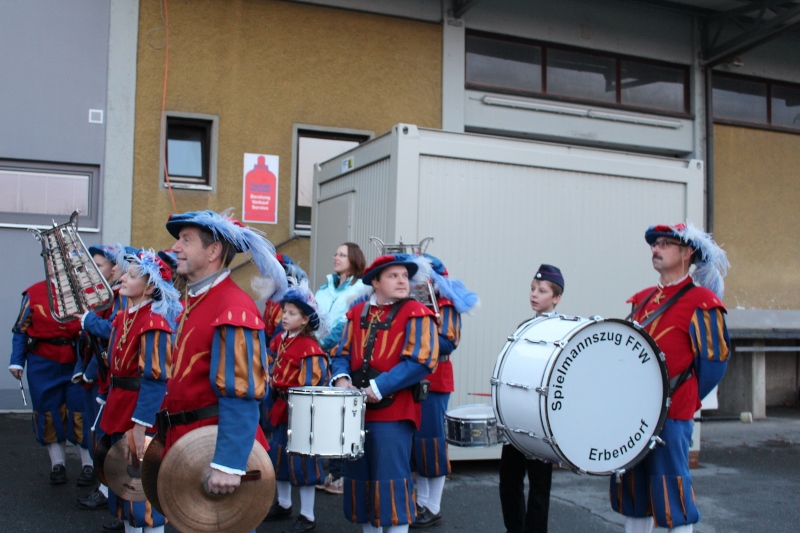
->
xmin=9 ymin=279 xmax=86 ymax=485
xmin=332 ymin=254 xmax=439 ymax=533
xmin=610 ymin=222 xmax=731 ymax=533
xmin=160 ymin=210 xmax=287 ymax=503
xmin=411 ymin=253 xmax=479 ymax=529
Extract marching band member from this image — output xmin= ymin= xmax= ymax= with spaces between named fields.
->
xmin=263 ymin=254 xmax=308 ymax=342
xmin=314 ymin=242 xmax=366 ymax=495
xmin=99 ymin=249 xmax=181 ymax=533
xmin=74 ymin=244 xmax=129 ymax=517
xmin=264 ymin=280 xmax=330 ymax=533
xmin=499 ymin=264 xmax=564 ymax=533
xmin=411 ymin=254 xmax=479 ymax=529
xmin=8 ymin=274 xmax=86 ymax=485
xmin=611 ymin=223 xmax=731 ymax=533
xmin=157 ymin=210 xmax=286 ymax=503
xmin=331 ymin=254 xmax=439 ymax=533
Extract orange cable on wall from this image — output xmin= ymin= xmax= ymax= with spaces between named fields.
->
xmin=160 ymin=0 xmax=179 ymax=214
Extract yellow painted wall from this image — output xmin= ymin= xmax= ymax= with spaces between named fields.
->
xmin=131 ymin=0 xmax=442 ymax=289
xmin=714 ymin=124 xmax=800 ymax=309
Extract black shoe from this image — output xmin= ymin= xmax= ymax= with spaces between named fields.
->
xmin=77 ymin=465 xmax=96 ymax=487
xmin=264 ymin=501 xmax=293 ymax=521
xmin=102 ymin=518 xmax=124 ymax=531
xmin=411 ymin=506 xmax=442 ymax=529
xmin=282 ymin=515 xmax=316 ymax=533
xmin=49 ymin=464 xmax=67 ymax=485
xmin=77 ymin=488 xmax=108 ymax=510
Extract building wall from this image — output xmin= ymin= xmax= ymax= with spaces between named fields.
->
xmin=130 ymin=0 xmax=442 ymax=283
xmin=713 ymin=124 xmax=800 ymax=309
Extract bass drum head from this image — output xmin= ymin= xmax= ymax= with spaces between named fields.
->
xmin=544 ymin=319 xmax=668 ymax=474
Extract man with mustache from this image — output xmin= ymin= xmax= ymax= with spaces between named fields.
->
xmin=611 ymin=223 xmax=731 ymax=533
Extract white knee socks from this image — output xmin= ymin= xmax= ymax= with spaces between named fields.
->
xmin=415 ymin=476 xmax=429 ymax=509
xmin=426 ymin=475 xmax=446 ymax=515
xmin=669 ymin=525 xmax=693 ymax=533
xmin=276 ymin=480 xmax=292 ymax=508
xmin=625 ymin=516 xmax=654 ymax=533
xmin=48 ymin=442 xmax=66 ymax=467
xmin=386 ymin=526 xmax=409 ymax=533
xmin=80 ymin=446 xmax=93 ymax=467
xmin=143 ymin=527 xmax=164 ymax=533
xmin=362 ymin=523 xmax=382 ymax=533
xmin=124 ymin=524 xmax=142 ymax=533
xmin=98 ymin=484 xmax=108 ymax=497
xmin=299 ymin=485 xmax=315 ymax=521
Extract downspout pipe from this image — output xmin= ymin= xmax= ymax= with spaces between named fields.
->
xmin=705 ymin=66 xmax=715 ymax=234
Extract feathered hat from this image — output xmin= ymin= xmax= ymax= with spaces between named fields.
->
xmin=280 ymin=279 xmax=330 ymax=339
xmin=157 ymin=249 xmax=179 ymax=270
xmin=124 ymin=249 xmax=183 ymax=323
xmin=423 ymin=254 xmax=480 ymax=315
xmin=349 ymin=253 xmax=433 ymax=307
xmin=276 ymin=254 xmax=308 ymax=287
xmin=113 ymin=243 xmax=139 ymax=273
xmin=165 ymin=209 xmax=288 ymax=301
xmin=645 ymin=222 xmax=730 ymax=299
xmin=88 ymin=245 xmax=117 ymax=263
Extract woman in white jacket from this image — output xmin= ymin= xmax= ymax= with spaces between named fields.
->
xmin=314 ymin=242 xmax=366 ymax=352
xmin=313 ymin=242 xmax=366 ymax=494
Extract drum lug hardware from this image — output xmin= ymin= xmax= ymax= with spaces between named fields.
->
xmin=590 ymin=315 xmax=603 ymax=322
xmin=552 ymin=340 xmax=565 ymax=348
xmin=524 ymin=339 xmax=547 ymax=345
xmin=535 ymin=386 xmax=548 ymax=396
xmin=615 ymin=468 xmax=626 ymax=482
xmin=657 ymin=351 xmax=666 ymax=362
xmin=649 ymin=436 xmax=665 ymax=449
xmin=505 ymin=381 xmax=531 ymax=390
xmin=507 ymin=334 xmax=518 ymax=341
xmin=543 ymin=436 xmax=556 ymax=446
xmin=559 ymin=315 xmax=580 ymax=321
xmin=490 ymin=377 xmax=499 ymax=385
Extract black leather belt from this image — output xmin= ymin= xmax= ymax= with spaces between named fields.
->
xmin=155 ymin=404 xmax=219 ymax=439
xmin=110 ymin=376 xmax=141 ymax=391
xmin=439 ymin=354 xmax=450 ymax=363
xmin=26 ymin=336 xmax=76 ymax=350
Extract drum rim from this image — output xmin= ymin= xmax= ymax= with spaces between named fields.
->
xmin=288 ymin=386 xmax=367 ymax=397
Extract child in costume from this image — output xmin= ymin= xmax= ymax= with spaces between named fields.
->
xmin=265 ymin=280 xmax=330 ymax=533
xmin=99 ymin=249 xmax=182 ymax=533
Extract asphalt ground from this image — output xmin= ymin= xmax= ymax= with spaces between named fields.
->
xmin=1 ymin=408 xmax=799 ymax=532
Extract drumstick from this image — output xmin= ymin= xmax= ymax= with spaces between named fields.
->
xmin=468 ymin=392 xmax=492 ymax=397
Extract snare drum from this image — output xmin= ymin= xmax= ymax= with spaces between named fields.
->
xmin=287 ymin=387 xmax=366 ymax=458
xmin=491 ymin=314 xmax=668 ymax=475
xmin=445 ymin=404 xmax=503 ymax=447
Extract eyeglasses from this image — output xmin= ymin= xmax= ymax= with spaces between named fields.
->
xmin=650 ymin=239 xmax=684 ymax=250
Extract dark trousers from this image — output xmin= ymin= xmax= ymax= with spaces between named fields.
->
xmin=499 ymin=444 xmax=553 ymax=533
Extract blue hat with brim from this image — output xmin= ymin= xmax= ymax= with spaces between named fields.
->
xmin=88 ymin=245 xmax=116 ymax=262
xmin=361 ymin=254 xmax=419 ymax=286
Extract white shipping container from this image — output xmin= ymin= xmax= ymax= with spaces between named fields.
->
xmin=311 ymin=124 xmax=704 ymax=460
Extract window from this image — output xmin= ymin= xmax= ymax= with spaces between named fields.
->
xmin=160 ymin=112 xmax=218 ymax=190
xmin=465 ymin=31 xmax=689 ymax=115
xmin=0 ymin=160 xmax=100 ymax=228
xmin=712 ymin=74 xmax=800 ymax=132
xmin=292 ymin=127 xmax=371 ymax=233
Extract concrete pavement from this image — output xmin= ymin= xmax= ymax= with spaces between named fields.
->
xmin=1 ymin=408 xmax=798 ymax=532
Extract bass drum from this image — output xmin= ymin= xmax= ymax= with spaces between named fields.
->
xmin=491 ymin=314 xmax=668 ymax=475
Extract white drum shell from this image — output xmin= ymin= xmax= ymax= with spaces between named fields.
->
xmin=445 ymin=404 xmax=503 ymax=447
xmin=287 ymin=387 xmax=366 ymax=458
xmin=492 ymin=315 xmax=668 ymax=475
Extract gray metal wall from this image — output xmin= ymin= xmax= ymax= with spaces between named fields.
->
xmin=0 ymin=0 xmax=111 ymax=410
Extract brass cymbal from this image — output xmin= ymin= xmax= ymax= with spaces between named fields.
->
xmin=104 ymin=434 xmax=152 ymax=502
xmin=157 ymin=425 xmax=275 ymax=533
xmin=93 ymin=433 xmax=112 ymax=486
xmin=141 ymin=433 xmax=166 ymax=515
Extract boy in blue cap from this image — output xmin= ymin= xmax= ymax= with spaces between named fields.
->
xmin=499 ymin=264 xmax=564 ymax=533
